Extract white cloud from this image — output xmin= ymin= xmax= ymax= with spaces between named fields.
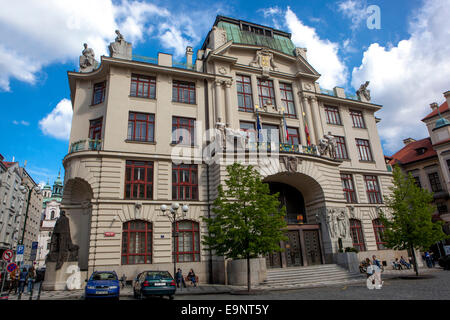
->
xmin=337 ymin=0 xmax=369 ymax=30
xmin=0 ymin=0 xmax=212 ymax=91
xmin=39 ymin=99 xmax=73 ymax=140
xmin=285 ymin=7 xmax=348 ymax=88
xmin=351 ymin=0 xmax=450 ymax=154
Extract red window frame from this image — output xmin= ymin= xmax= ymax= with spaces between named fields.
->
xmin=128 ymin=112 xmax=155 ymax=142
xmin=172 ymin=80 xmax=196 ymax=104
xmin=236 ymin=75 xmax=253 ymax=112
xmin=364 ymin=175 xmax=382 ymax=204
xmin=257 ymin=79 xmax=276 ymax=108
xmin=121 ymin=220 xmax=152 ymax=265
xmin=341 ymin=173 xmax=357 ymax=203
xmin=324 ymin=105 xmax=342 ymax=125
xmin=172 ymin=117 xmax=195 ymax=146
xmin=287 ymin=127 xmax=300 ymax=145
xmin=172 ymin=164 xmax=198 ymax=200
xmin=172 ymin=220 xmax=200 ymax=263
xmin=356 ymin=139 xmax=373 ymax=161
xmin=372 ymin=219 xmax=387 ymax=250
xmin=130 ymin=74 xmax=156 ymax=99
xmin=350 ymin=109 xmax=366 ymax=128
xmin=240 ymin=121 xmax=257 ymax=143
xmin=350 ymin=219 xmax=366 ymax=251
xmin=335 ymin=136 xmax=348 ymax=159
xmin=92 ymin=81 xmax=106 ymax=105
xmin=89 ymin=117 xmax=102 ymax=140
xmin=125 ymin=161 xmax=153 ymax=199
xmin=280 ymin=82 xmax=296 ymax=118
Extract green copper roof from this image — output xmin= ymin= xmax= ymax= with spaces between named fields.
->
xmin=435 ymin=117 xmax=450 ymax=129
xmin=217 ymin=21 xmax=296 ymax=56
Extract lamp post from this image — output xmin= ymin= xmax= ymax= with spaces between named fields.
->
xmin=18 ymin=184 xmax=41 ymax=252
xmin=160 ymin=203 xmax=189 ymax=280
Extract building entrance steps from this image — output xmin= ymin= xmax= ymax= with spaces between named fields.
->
xmin=259 ymin=264 xmax=365 ymax=289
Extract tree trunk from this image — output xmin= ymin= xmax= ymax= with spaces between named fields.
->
xmin=410 ymin=245 xmax=419 ymax=276
xmin=247 ymin=253 xmax=251 ymax=292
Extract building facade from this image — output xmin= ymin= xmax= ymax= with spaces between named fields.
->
xmin=389 ymin=91 xmax=450 ymax=257
xmin=61 ymin=16 xmax=399 ymax=284
xmin=36 ymin=174 xmax=63 ymax=267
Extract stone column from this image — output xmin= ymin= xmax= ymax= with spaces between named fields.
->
xmin=214 ymin=80 xmax=223 ymax=123
xmin=224 ymin=80 xmax=233 ymax=127
xmin=293 ymin=83 xmax=307 ymax=146
xmin=301 ymin=94 xmax=316 ymax=145
xmin=309 ymin=96 xmax=323 ymax=143
xmin=250 ymin=74 xmax=259 ymax=108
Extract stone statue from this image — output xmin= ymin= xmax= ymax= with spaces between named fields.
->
xmin=356 ymin=81 xmax=371 ymax=102
xmin=280 ymin=156 xmax=298 ymax=173
xmin=319 ymin=132 xmax=337 ymax=159
xmin=115 ymin=29 xmax=124 ymax=42
xmin=215 ymin=122 xmax=226 ymax=149
xmin=79 ymin=43 xmax=97 ymax=72
xmin=109 ymin=29 xmax=132 ymax=60
xmin=336 ymin=209 xmax=348 ymax=238
xmin=46 ymin=211 xmax=79 ymax=270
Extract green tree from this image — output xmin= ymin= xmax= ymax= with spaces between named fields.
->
xmin=202 ymin=163 xmax=287 ymax=292
xmin=380 ymin=166 xmax=448 ymax=276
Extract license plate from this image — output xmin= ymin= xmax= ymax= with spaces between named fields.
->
xmin=96 ymin=291 xmax=108 ymax=294
xmin=154 ymin=283 xmax=166 ymax=286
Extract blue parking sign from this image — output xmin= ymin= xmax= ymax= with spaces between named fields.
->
xmin=17 ymin=245 xmax=24 ymax=255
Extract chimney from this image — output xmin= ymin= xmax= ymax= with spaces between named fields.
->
xmin=430 ymin=102 xmax=439 ymax=111
xmin=403 ymin=137 xmax=416 ymax=145
xmin=186 ymin=46 xmax=193 ymax=67
xmin=444 ymin=90 xmax=450 ymax=106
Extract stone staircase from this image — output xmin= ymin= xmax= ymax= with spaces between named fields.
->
xmin=257 ymin=264 xmax=365 ymax=289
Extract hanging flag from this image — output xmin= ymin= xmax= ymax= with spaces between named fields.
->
xmin=281 ymin=107 xmax=289 ymax=143
xmin=305 ymin=122 xmax=311 ymax=146
xmin=256 ymin=106 xmax=263 ymax=142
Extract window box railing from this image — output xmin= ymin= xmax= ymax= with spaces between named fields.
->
xmin=243 ymin=142 xmax=320 ymax=156
xmin=69 ymin=139 xmax=102 ymax=154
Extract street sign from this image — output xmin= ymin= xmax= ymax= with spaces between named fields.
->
xmin=2 ymin=250 xmax=13 ymax=262
xmin=6 ymin=263 xmax=18 ymax=273
xmin=16 ymin=245 xmax=24 ymax=255
xmin=15 ymin=255 xmax=23 ymax=262
xmin=444 ymin=245 xmax=450 ymax=255
xmin=30 ymin=241 xmax=38 ymax=261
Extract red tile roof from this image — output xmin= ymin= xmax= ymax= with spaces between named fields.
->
xmin=388 ymin=137 xmax=437 ymax=165
xmin=1 ymin=161 xmax=17 ymax=168
xmin=422 ymin=101 xmax=449 ymax=121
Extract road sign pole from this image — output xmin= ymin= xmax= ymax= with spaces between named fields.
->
xmin=0 ymin=262 xmax=7 ymax=297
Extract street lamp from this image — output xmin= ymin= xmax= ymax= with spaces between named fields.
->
xmin=18 ymin=184 xmax=41 ymax=247
xmin=160 ymin=203 xmax=189 ymax=280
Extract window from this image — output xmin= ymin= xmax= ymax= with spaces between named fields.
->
xmin=437 ymin=203 xmax=448 ymax=214
xmin=172 ymin=80 xmax=195 ymax=104
xmin=92 ymin=81 xmax=106 ymax=105
xmin=280 ymin=83 xmax=296 ymax=118
xmin=89 ymin=117 xmax=102 ymax=140
xmin=257 ymin=79 xmax=276 ymax=108
xmin=236 ymin=75 xmax=253 ymax=112
xmin=286 ymin=127 xmax=300 ymax=145
xmin=173 ymin=220 xmax=200 ymax=262
xmin=372 ymin=219 xmax=387 ymax=250
xmin=121 ymin=220 xmax=152 ymax=264
xmin=364 ymin=175 xmax=382 ymax=204
xmin=172 ymin=164 xmax=198 ymax=200
xmin=50 ymin=211 xmax=55 ymax=220
xmin=261 ymin=124 xmax=280 ymax=144
xmin=335 ymin=136 xmax=349 ymax=159
xmin=125 ymin=161 xmax=153 ymax=199
xmin=428 ymin=172 xmax=443 ymax=192
xmin=356 ymin=139 xmax=373 ymax=161
xmin=413 ymin=176 xmax=422 ymax=188
xmin=241 ymin=23 xmax=272 ymax=37
xmin=240 ymin=122 xmax=257 ymax=143
xmin=341 ymin=173 xmax=357 ymax=203
xmin=128 ymin=112 xmax=155 ymax=142
xmin=130 ymin=74 xmax=156 ymax=99
xmin=172 ymin=117 xmax=195 ymax=146
xmin=350 ymin=109 xmax=366 ymax=128
xmin=350 ymin=219 xmax=366 ymax=252
xmin=325 ymin=105 xmax=342 ymax=125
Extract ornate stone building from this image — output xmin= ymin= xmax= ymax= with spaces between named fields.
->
xmin=60 ymin=16 xmax=399 ymax=284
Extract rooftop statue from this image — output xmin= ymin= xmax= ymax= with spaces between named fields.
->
xmin=109 ymin=29 xmax=132 ymax=60
xmin=79 ymin=43 xmax=98 ymax=72
xmin=356 ymin=81 xmax=371 ymax=102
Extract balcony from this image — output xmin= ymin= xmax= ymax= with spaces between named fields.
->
xmin=69 ymin=139 xmax=102 ymax=154
xmin=241 ymin=142 xmax=320 ymax=156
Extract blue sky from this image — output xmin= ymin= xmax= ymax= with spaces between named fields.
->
xmin=1 ymin=0 xmax=449 ymax=186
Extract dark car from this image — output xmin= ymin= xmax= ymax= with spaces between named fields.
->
xmin=85 ymin=271 xmax=120 ymax=300
xmin=133 ymin=271 xmax=176 ymax=299
xmin=438 ymin=254 xmax=450 ymax=270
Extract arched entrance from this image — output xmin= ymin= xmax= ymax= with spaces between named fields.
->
xmin=264 ymin=180 xmax=325 ymax=269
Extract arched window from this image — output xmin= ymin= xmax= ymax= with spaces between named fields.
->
xmin=372 ymin=218 xmax=387 ymax=250
xmin=349 ymin=219 xmax=366 ymax=252
xmin=50 ymin=210 xmax=55 ymax=220
xmin=173 ymin=220 xmax=200 ymax=262
xmin=122 ymin=220 xmax=152 ymax=265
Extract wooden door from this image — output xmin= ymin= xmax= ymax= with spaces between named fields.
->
xmin=304 ymin=230 xmax=322 ymax=265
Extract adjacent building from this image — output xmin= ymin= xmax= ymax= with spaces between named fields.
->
xmin=389 ymin=91 xmax=450 ymax=257
xmin=61 ymin=16 xmax=400 ymax=284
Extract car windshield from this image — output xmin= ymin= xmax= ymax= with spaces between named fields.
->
xmin=91 ymin=272 xmax=118 ymax=281
xmin=145 ymin=271 xmax=172 ymax=281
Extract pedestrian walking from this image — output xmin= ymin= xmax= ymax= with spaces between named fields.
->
xmin=18 ymin=267 xmax=28 ymax=295
xmin=27 ymin=266 xmax=36 ymax=294
xmin=424 ymin=251 xmax=432 ymax=268
xmin=175 ymin=268 xmax=186 ymax=288
xmin=187 ymin=269 xmax=197 ymax=287
xmin=120 ymin=274 xmax=127 ymax=288
xmin=372 ymin=255 xmax=383 ymax=289
xmin=8 ymin=268 xmax=19 ymax=294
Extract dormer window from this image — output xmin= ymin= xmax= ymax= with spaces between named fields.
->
xmin=415 ymin=147 xmax=427 ymax=155
xmin=241 ymin=23 xmax=273 ymax=37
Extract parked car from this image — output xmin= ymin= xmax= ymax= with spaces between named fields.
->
xmin=438 ymin=254 xmax=450 ymax=270
xmin=85 ymin=271 xmax=120 ymax=300
xmin=133 ymin=270 xmax=176 ymax=300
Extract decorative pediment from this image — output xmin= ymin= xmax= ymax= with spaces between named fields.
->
xmin=249 ymin=48 xmax=278 ymax=76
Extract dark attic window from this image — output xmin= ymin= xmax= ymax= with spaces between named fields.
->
xmin=415 ymin=147 xmax=427 ymax=155
xmin=241 ymin=23 xmax=273 ymax=37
